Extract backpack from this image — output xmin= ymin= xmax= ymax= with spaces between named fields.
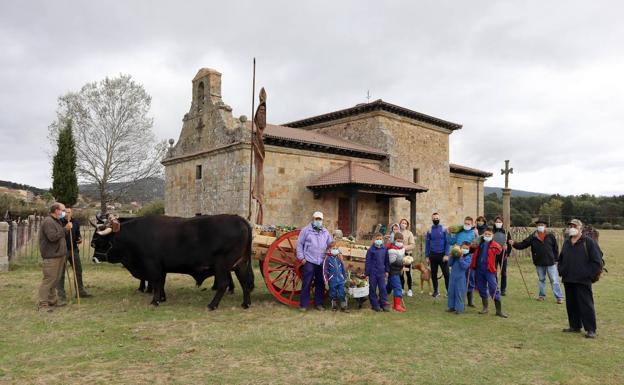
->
xmin=581 ymin=234 xmax=607 ymax=283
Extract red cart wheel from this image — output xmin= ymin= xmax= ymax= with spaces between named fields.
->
xmin=262 ymin=230 xmax=325 ymax=307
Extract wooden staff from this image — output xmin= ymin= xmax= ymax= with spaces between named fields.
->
xmin=247 ymin=58 xmax=256 ymax=221
xmin=64 ymin=256 xmax=74 ymax=301
xmin=69 ymin=229 xmax=80 ymax=305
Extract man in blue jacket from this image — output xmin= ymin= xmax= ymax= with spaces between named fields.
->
xmin=425 ymin=212 xmax=450 ymax=298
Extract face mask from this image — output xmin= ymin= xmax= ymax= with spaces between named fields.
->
xmin=395 ymin=242 xmax=404 ymax=248
xmin=432 ymin=219 xmax=440 ymax=225
xmin=463 ymin=225 xmax=472 ymax=231
xmin=568 ymin=228 xmax=579 ymax=237
xmin=462 ymin=249 xmax=470 ymax=255
xmin=477 ymin=222 xmax=485 ymax=228
xmin=59 ymin=211 xmax=66 ymax=219
xmin=313 ymin=220 xmax=323 ymax=229
xmin=495 ymin=222 xmax=503 ymax=229
xmin=537 ymin=226 xmax=545 ymax=233
xmin=483 ymin=236 xmax=493 ymax=242
xmin=331 ymin=248 xmax=340 ymax=256
xmin=374 ymin=239 xmax=383 ymax=247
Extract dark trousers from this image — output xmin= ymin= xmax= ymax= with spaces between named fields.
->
xmin=58 ymin=248 xmax=86 ymax=296
xmin=300 ymin=261 xmax=325 ymax=309
xmin=429 ymin=252 xmax=449 ymax=294
xmin=495 ymin=253 xmax=508 ymax=293
xmin=564 ymin=282 xmax=597 ymax=332
xmin=369 ymin=273 xmax=387 ymax=309
xmin=400 ymin=267 xmax=413 ymax=291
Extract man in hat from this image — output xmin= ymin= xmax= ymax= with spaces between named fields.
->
xmin=557 ymin=219 xmax=603 ymax=338
xmin=296 ymin=211 xmax=333 ymax=311
xmin=510 ymin=219 xmax=563 ymax=303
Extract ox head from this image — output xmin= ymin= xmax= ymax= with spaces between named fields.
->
xmin=90 ymin=218 xmax=121 ymax=263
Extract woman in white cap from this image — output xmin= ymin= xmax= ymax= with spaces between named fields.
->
xmin=295 ymin=211 xmax=334 ymax=311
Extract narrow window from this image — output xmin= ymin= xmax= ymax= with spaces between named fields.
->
xmin=413 ymin=168 xmax=420 ymax=183
xmin=197 ymin=82 xmax=205 ymax=112
xmin=195 ymin=165 xmax=202 ymax=180
xmin=457 ymin=187 xmax=463 ymax=205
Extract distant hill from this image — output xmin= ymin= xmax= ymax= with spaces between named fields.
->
xmin=0 ymin=180 xmax=48 ymax=195
xmin=484 ymin=186 xmax=548 ymax=198
xmin=79 ymin=177 xmax=164 ymax=204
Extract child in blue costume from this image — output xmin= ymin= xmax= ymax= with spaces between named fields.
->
xmin=448 ymin=216 xmax=478 ymax=307
xmin=365 ymin=233 xmax=390 ymax=312
xmin=323 ymin=241 xmax=348 ymax=312
xmin=447 ymin=241 xmax=473 ymax=314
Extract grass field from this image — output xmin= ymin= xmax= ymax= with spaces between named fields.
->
xmin=1 ymin=231 xmax=622 ymax=385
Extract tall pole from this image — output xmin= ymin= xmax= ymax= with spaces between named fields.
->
xmin=247 ymin=58 xmax=256 ymax=221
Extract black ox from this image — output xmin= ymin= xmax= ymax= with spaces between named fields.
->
xmin=90 ymin=214 xmax=254 ymax=310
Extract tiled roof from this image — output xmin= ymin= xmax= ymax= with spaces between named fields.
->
xmin=284 ymin=99 xmax=462 ymax=131
xmin=257 ymin=123 xmax=387 ymax=159
xmin=450 ymin=163 xmax=493 ymax=178
xmin=308 ymin=162 xmax=428 ymax=193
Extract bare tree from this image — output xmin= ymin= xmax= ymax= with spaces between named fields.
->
xmin=49 ymin=74 xmax=166 ymax=213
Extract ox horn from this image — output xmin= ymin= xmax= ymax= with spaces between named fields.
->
xmin=97 ymin=227 xmax=113 ymax=236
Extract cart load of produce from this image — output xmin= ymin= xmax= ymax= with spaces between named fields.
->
xmin=345 ymin=271 xmax=369 ymax=298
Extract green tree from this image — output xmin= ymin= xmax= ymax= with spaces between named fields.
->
xmin=51 ymin=120 xmax=79 ymax=206
xmin=538 ymin=198 xmax=563 ymax=226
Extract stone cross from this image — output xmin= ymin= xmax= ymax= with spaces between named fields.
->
xmin=366 ymin=90 xmax=371 ymax=103
xmin=501 ymin=160 xmax=513 ymax=189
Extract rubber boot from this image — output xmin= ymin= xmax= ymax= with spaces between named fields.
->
xmin=340 ymin=300 xmax=349 ymax=313
xmin=393 ymin=297 xmax=406 ymax=312
xmin=495 ymin=300 xmax=508 ymax=318
xmin=479 ymin=297 xmax=489 ymax=314
xmin=467 ymin=291 xmax=475 ymax=308
xmin=331 ymin=300 xmax=337 ymax=312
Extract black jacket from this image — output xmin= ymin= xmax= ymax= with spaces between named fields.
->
xmin=493 ymin=228 xmax=512 ymax=257
xmin=558 ymin=236 xmax=603 ymax=285
xmin=513 ymin=232 xmax=558 ymax=266
xmin=61 ymin=217 xmax=81 ymax=250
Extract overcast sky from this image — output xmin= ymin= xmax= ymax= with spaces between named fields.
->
xmin=1 ymin=1 xmax=623 ymax=195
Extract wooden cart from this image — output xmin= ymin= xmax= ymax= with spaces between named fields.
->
xmin=252 ymin=229 xmax=370 ymax=307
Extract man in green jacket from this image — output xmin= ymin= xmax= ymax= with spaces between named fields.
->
xmin=37 ymin=202 xmax=71 ymax=312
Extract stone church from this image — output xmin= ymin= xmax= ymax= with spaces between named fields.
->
xmin=163 ymin=68 xmax=492 ymax=236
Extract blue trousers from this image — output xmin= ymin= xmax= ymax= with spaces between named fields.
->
xmin=300 ymin=262 xmax=325 ymax=308
xmin=368 ymin=273 xmax=387 ymax=309
xmin=536 ymin=265 xmax=564 ymax=299
xmin=388 ymin=274 xmax=402 ymax=298
xmin=466 ymin=269 xmax=476 ymax=293
xmin=329 ymin=281 xmax=346 ymax=301
xmin=448 ymin=270 xmax=467 ymax=313
xmin=475 ymin=270 xmax=500 ymax=301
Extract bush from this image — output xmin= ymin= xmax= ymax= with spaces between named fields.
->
xmin=600 ymin=222 xmax=613 ymax=230
xmin=137 ymin=201 xmax=164 ymax=216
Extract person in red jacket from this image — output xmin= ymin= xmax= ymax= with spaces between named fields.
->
xmin=470 ymin=227 xmax=508 ymax=318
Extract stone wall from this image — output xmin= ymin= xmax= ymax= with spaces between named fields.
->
xmin=164 ymin=144 xmax=250 ymax=218
xmin=262 ymin=146 xmax=383 ymax=233
xmin=448 ymin=173 xmax=485 ymax=225
xmin=297 ymin=111 xmax=453 ymax=234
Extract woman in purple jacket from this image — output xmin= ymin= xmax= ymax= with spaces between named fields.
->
xmin=296 ymin=211 xmax=334 ymax=311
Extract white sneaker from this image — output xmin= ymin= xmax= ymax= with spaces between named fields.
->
xmin=407 ymin=290 xmax=413 ymax=297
